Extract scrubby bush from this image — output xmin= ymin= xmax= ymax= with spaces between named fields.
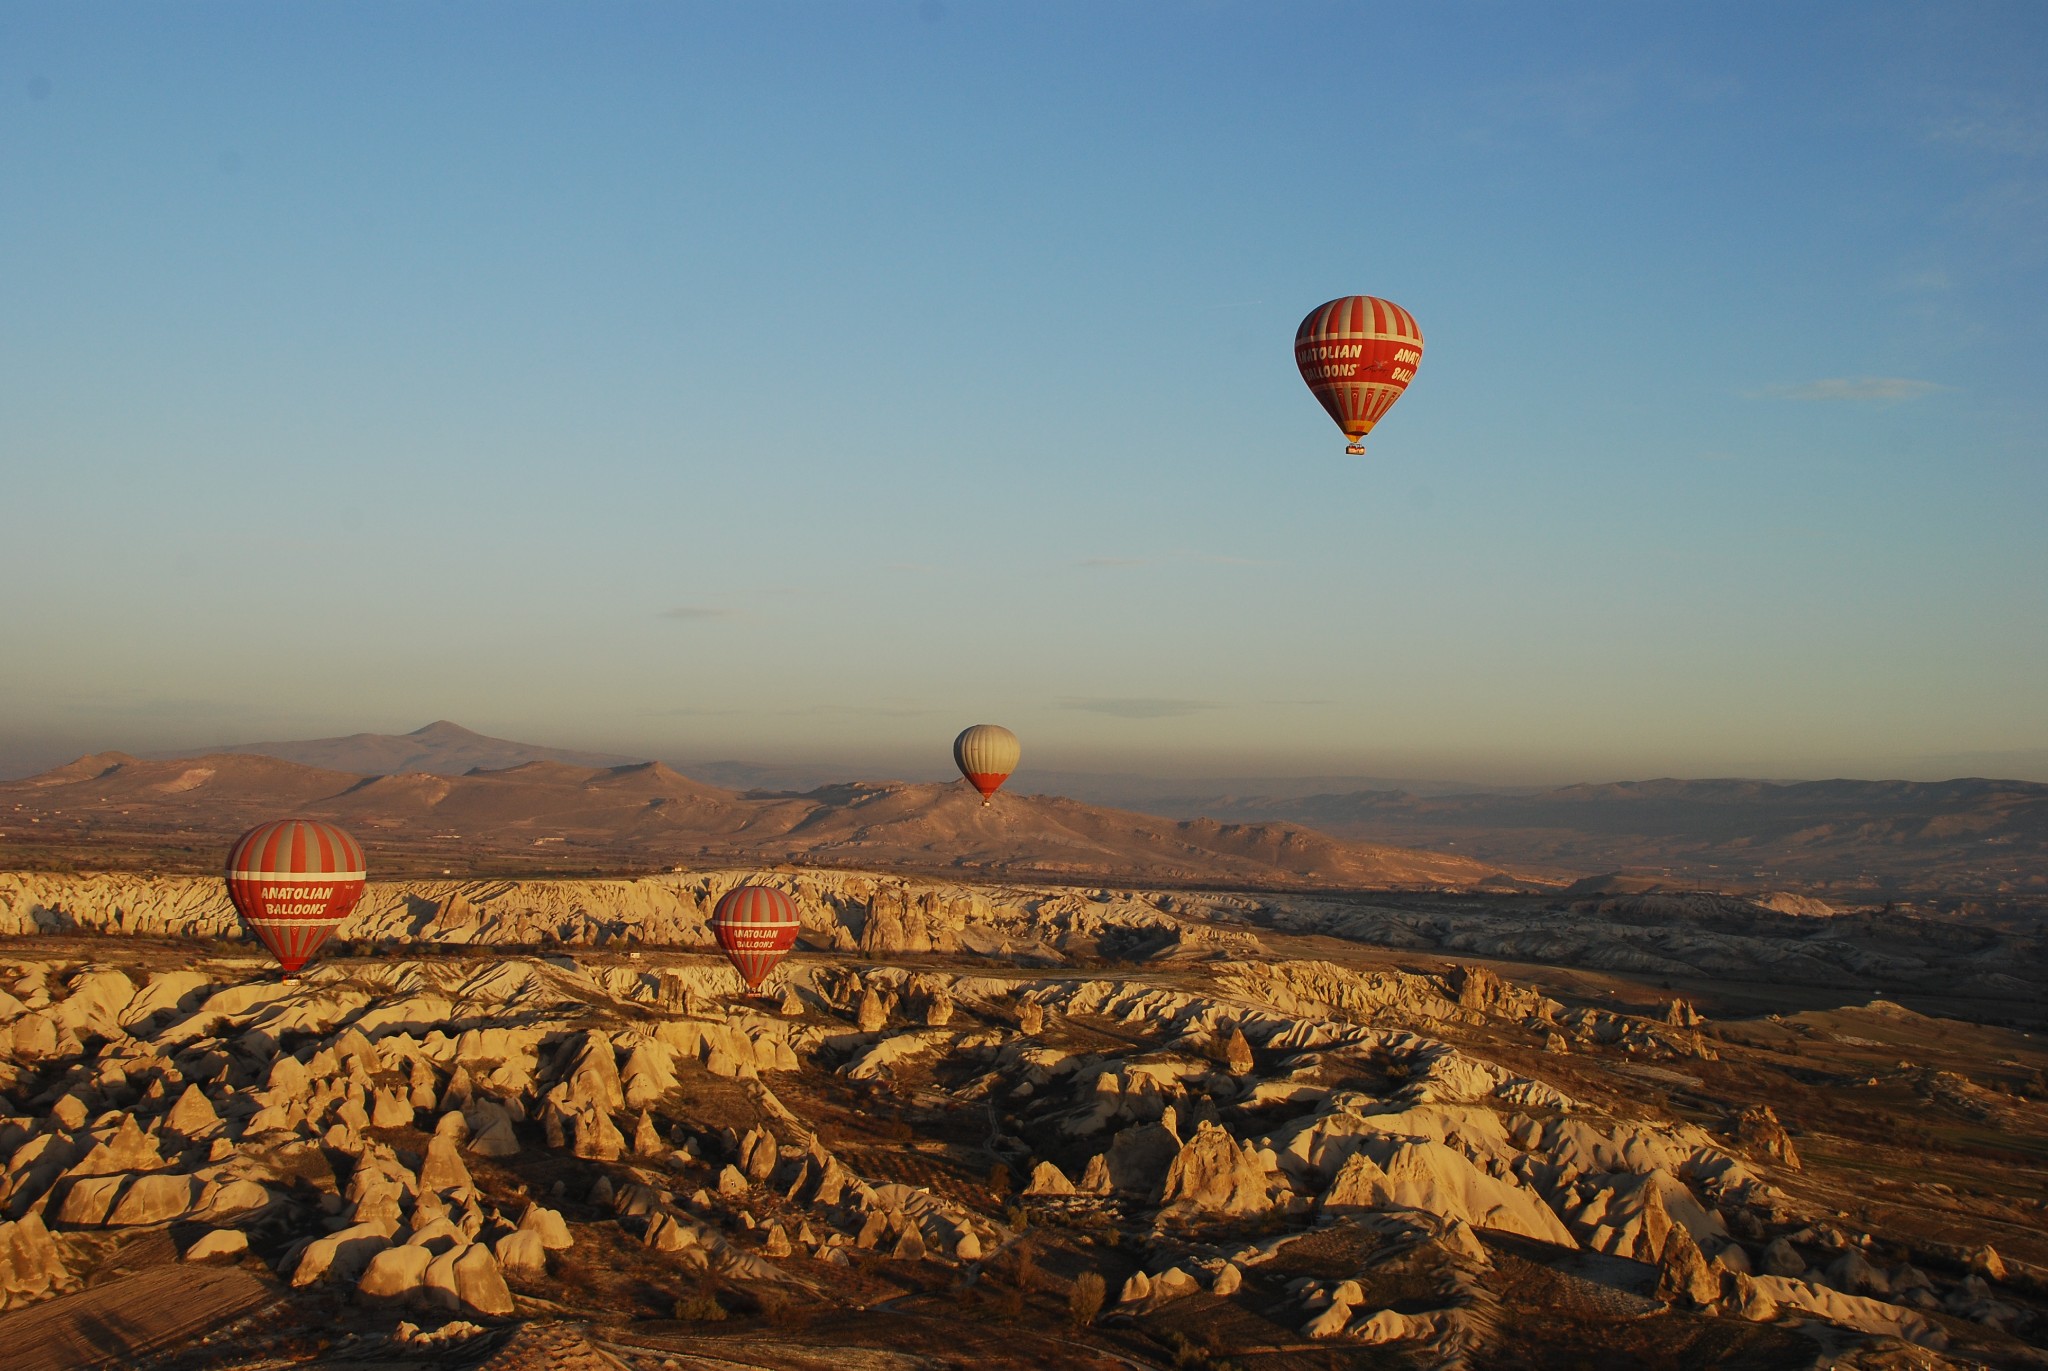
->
xmin=1161 ymin=1331 xmax=1243 ymax=1370
xmin=1069 ymin=1270 xmax=1105 ymax=1326
xmin=673 ymin=1293 xmax=727 ymax=1322
xmin=1010 ymin=1242 xmax=1040 ymax=1292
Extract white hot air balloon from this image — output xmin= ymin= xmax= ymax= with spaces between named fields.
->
xmin=952 ymin=724 xmax=1019 ymax=807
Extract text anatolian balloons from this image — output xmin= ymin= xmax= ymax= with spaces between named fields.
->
xmin=1295 ymin=296 xmax=1423 ymax=455
xmin=711 ymin=885 xmax=801 ymax=991
xmin=953 ymin=724 xmax=1020 ymax=807
xmin=224 ymin=819 xmax=367 ymax=976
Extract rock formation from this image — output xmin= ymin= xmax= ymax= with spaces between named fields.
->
xmin=0 ymin=861 xmax=2029 ymax=1368
xmin=1158 ymin=1122 xmax=1269 ymax=1214
xmin=1731 ymin=1104 xmax=1801 ymax=1169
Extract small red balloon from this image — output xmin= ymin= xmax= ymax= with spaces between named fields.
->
xmin=224 ymin=819 xmax=367 ymax=975
xmin=710 ymin=885 xmax=800 ymax=991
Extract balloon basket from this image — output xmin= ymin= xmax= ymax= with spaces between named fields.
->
xmin=1345 ymin=442 xmax=1367 ymax=456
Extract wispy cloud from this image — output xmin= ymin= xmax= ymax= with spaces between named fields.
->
xmin=1889 ymin=267 xmax=1953 ymax=293
xmin=647 ymin=702 xmax=934 ymax=719
xmin=1457 ymin=61 xmax=1740 ymax=146
xmin=1076 ymin=552 xmax=1269 ymax=569
xmin=1460 ymin=67 xmax=1645 ymax=143
xmin=1755 ymin=377 xmax=1947 ymax=403
xmin=804 ymin=704 xmax=936 ymax=718
xmin=659 ymin=606 xmax=734 ymax=621
xmin=1058 ymin=696 xmax=1222 ymax=719
xmin=1924 ymin=103 xmax=2047 ymax=158
xmin=1955 ymin=174 xmax=2048 ymax=255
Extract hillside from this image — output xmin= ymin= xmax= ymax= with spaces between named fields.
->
xmin=0 ymin=751 xmax=1504 ymax=891
xmin=1158 ymin=776 xmax=2048 ymax=896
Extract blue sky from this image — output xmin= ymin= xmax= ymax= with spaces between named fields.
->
xmin=3 ymin=2 xmax=2044 ymax=783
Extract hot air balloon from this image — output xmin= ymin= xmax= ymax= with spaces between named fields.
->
xmin=224 ymin=819 xmax=367 ymax=977
xmin=953 ymin=724 xmax=1019 ymax=807
xmin=1295 ymin=296 xmax=1423 ymax=456
xmin=711 ymin=885 xmax=801 ymax=992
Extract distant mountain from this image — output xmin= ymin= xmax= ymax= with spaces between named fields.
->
xmin=669 ymin=759 xmax=937 ymax=793
xmin=1163 ymin=776 xmax=2048 ymax=896
xmin=671 ymin=763 xmax=1534 ymax=809
xmin=987 ymin=770 xmax=1531 ymax=809
xmin=0 ymin=751 xmax=1508 ymax=891
xmin=151 ymin=725 xmax=1517 ymax=808
xmin=156 ymin=721 xmax=644 ymax=777
xmin=71 ymin=722 xmax=2044 ymax=896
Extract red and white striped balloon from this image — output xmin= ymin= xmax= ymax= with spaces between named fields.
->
xmin=1294 ymin=296 xmax=1424 ymax=455
xmin=710 ymin=885 xmax=801 ymax=991
xmin=224 ymin=819 xmax=366 ymax=975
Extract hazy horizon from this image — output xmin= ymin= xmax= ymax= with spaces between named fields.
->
xmin=5 ymin=5 xmax=2043 ymax=790
xmin=3 ymin=716 xmax=2043 ymax=791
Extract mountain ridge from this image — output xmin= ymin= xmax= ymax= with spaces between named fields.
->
xmin=53 ymin=722 xmax=2048 ymax=895
xmin=150 ymin=720 xmax=644 ymax=777
xmin=0 ymin=748 xmax=1507 ymax=891
xmin=1157 ymin=775 xmax=2048 ymax=895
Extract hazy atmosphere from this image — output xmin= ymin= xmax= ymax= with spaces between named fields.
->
xmin=4 ymin=9 xmax=2048 ymax=1368
xmin=5 ymin=2 xmax=2045 ymax=784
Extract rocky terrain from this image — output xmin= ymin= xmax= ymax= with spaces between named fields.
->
xmin=0 ymin=751 xmax=1505 ymax=890
xmin=4 ymin=869 xmax=2042 ymax=1028
xmin=0 ymin=867 xmax=2041 ymax=1369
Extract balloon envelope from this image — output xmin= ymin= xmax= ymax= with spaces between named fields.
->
xmin=1295 ymin=296 xmax=1423 ymax=454
xmin=953 ymin=724 xmax=1019 ymax=806
xmin=224 ymin=819 xmax=366 ymax=975
xmin=711 ymin=885 xmax=800 ymax=991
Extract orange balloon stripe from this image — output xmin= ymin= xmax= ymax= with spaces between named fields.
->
xmin=711 ymin=885 xmax=801 ymax=990
xmin=224 ymin=819 xmax=367 ymax=974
